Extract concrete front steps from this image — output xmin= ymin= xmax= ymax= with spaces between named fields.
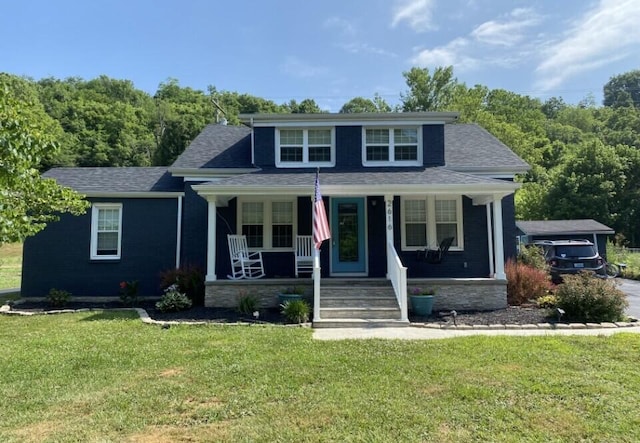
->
xmin=312 ymin=279 xmax=409 ymax=328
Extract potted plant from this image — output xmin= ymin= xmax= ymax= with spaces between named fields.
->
xmin=409 ymin=287 xmax=435 ymax=316
xmin=278 ymin=285 xmax=305 ymax=305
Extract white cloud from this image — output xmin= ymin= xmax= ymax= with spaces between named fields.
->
xmin=338 ymin=42 xmax=397 ymax=58
xmin=391 ymin=0 xmax=436 ymax=32
xmin=411 ymin=38 xmax=480 ymax=71
xmin=471 ymin=8 xmax=542 ymax=47
xmin=323 ymin=17 xmax=356 ymax=35
xmin=280 ymin=56 xmax=329 ymax=79
xmin=535 ymin=0 xmax=640 ymax=91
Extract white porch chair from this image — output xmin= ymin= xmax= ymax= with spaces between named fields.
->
xmin=295 ymin=235 xmax=314 ymax=277
xmin=227 ymin=234 xmax=265 ymax=280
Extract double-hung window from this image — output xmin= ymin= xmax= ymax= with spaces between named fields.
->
xmin=401 ymin=196 xmax=463 ymax=250
xmin=90 ymin=203 xmax=122 ymax=260
xmin=363 ymin=127 xmax=421 ymax=166
xmin=239 ymin=198 xmax=296 ymax=249
xmin=276 ymin=128 xmax=334 ymax=167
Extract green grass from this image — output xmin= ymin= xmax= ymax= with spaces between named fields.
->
xmin=1 ymin=313 xmax=640 ymax=442
xmin=0 ymin=243 xmax=22 ymax=290
xmin=608 ymin=242 xmax=640 ymax=280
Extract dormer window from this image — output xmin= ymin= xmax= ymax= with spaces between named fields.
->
xmin=276 ymin=128 xmax=335 ymax=167
xmin=362 ymin=127 xmax=422 ymax=166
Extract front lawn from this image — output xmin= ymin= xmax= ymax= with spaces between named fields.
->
xmin=0 ymin=243 xmax=22 ymax=290
xmin=1 ymin=312 xmax=640 ymax=442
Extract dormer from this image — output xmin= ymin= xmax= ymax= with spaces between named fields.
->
xmin=240 ymin=112 xmax=459 ymax=170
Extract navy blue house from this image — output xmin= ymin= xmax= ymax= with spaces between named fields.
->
xmin=22 ymin=112 xmax=529 ymax=324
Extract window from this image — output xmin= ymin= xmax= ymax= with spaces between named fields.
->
xmin=363 ymin=127 xmax=421 ymax=166
xmin=239 ymin=199 xmax=296 ymax=249
xmin=401 ymin=196 xmax=463 ymax=250
xmin=276 ymin=128 xmax=334 ymax=167
xmin=90 ymin=203 xmax=122 ymax=260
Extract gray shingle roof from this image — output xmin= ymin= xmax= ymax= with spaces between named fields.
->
xmin=516 ymin=219 xmax=615 ymax=236
xmin=445 ymin=124 xmax=529 ymax=171
xmin=43 ymin=167 xmax=183 ymax=194
xmin=170 ymin=122 xmax=528 ymax=173
xmin=170 ymin=124 xmax=252 ymax=169
xmin=210 ymin=167 xmax=511 ymax=188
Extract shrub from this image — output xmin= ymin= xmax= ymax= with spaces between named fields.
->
xmin=506 ymin=259 xmax=553 ymax=305
xmin=281 ymin=299 xmax=310 ymax=324
xmin=155 ymin=285 xmax=192 ymax=312
xmin=555 ymin=272 xmax=628 ymax=322
xmin=518 ymin=245 xmax=548 ymax=271
xmin=237 ymin=293 xmax=259 ymax=316
xmin=536 ymin=294 xmax=558 ymax=309
xmin=119 ymin=280 xmax=139 ymax=307
xmin=47 ymin=289 xmax=71 ymax=307
xmin=160 ymin=265 xmax=205 ymax=306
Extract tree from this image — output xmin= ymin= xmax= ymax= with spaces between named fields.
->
xmin=0 ymin=74 xmax=88 ymax=243
xmin=400 ymin=66 xmax=458 ymax=111
xmin=340 ymin=94 xmax=392 ymax=113
xmin=603 ymin=70 xmax=640 ymax=108
xmin=284 ymin=98 xmax=324 ymax=113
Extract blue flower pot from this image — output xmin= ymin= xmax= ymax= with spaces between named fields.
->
xmin=278 ymin=293 xmax=303 ymax=305
xmin=410 ymin=295 xmax=435 ymax=316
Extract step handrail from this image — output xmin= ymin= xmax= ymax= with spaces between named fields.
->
xmin=387 ymin=241 xmax=408 ymax=321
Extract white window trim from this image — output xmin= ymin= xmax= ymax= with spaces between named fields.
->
xmin=400 ymin=196 xmax=464 ymax=251
xmin=275 ymin=128 xmax=335 ymax=168
xmin=362 ymin=126 xmax=422 ymax=167
xmin=90 ymin=203 xmax=123 ymax=260
xmin=237 ymin=197 xmax=298 ymax=251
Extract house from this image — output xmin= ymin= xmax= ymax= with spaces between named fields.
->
xmin=21 ymin=112 xmax=529 ymax=325
xmin=516 ymin=219 xmax=615 ymax=258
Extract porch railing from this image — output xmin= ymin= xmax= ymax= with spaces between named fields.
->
xmin=387 ymin=241 xmax=408 ymax=321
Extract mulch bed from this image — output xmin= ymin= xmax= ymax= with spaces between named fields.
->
xmin=9 ymin=299 xmax=554 ymax=326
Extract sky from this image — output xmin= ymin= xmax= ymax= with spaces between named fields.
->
xmin=2 ymin=0 xmax=639 ymax=111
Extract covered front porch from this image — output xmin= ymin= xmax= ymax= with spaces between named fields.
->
xmin=193 ymin=169 xmax=518 ymax=325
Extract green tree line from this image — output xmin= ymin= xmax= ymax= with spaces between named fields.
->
xmin=2 ymin=69 xmax=640 ymax=245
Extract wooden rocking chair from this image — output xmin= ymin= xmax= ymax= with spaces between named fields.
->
xmin=227 ymin=234 xmax=265 ymax=279
xmin=294 ymin=235 xmax=314 ymax=277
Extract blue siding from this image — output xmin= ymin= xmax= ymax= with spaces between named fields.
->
xmin=501 ymin=194 xmax=517 ymax=261
xmin=423 ymin=125 xmax=445 ymax=166
xmin=253 ymin=127 xmax=275 ymax=167
xmin=181 ymin=184 xmax=207 ymax=269
xmin=335 ymin=126 xmax=362 ymax=169
xmin=21 ymin=197 xmax=179 ymax=297
xmin=367 ymin=196 xmax=387 ymax=277
xmin=395 ymin=196 xmax=492 ymax=278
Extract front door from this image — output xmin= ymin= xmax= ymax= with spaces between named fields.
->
xmin=330 ymin=197 xmax=366 ymax=275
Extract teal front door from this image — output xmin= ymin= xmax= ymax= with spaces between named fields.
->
xmin=330 ymin=198 xmax=367 ymax=275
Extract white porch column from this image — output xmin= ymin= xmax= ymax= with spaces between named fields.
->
xmin=206 ymin=199 xmax=217 ymax=281
xmin=384 ymin=194 xmax=394 ymax=278
xmin=486 ymin=203 xmax=495 ymax=277
xmin=492 ymin=195 xmax=506 ymax=280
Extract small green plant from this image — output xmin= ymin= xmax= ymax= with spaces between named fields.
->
xmin=237 ymin=292 xmax=259 ymax=316
xmin=536 ymin=294 xmax=558 ymax=309
xmin=47 ymin=288 xmax=71 ymax=307
xmin=281 ymin=299 xmax=310 ymax=324
xmin=409 ymin=287 xmax=435 ymax=296
xmin=155 ymin=284 xmax=192 ymax=312
xmin=518 ymin=245 xmax=548 ymax=271
xmin=119 ymin=280 xmax=139 ymax=307
xmin=555 ymin=272 xmax=628 ymax=322
xmin=159 ymin=265 xmax=205 ymax=306
xmin=281 ymin=285 xmax=305 ymax=295
xmin=506 ymin=259 xmax=553 ymax=305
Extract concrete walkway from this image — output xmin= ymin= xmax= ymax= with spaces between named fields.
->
xmin=313 ymin=325 xmax=640 ymax=340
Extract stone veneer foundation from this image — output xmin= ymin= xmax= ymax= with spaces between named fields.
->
xmin=205 ymin=278 xmax=507 ymax=311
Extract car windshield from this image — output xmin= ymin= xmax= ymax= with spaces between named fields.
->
xmin=555 ymin=245 xmax=596 ymax=258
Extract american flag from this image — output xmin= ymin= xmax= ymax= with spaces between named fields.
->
xmin=313 ymin=170 xmax=331 ymax=250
